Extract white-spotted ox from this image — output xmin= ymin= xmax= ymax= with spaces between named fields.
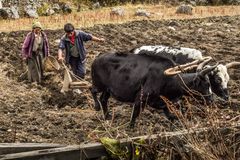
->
xmin=90 ymin=52 xmax=218 ymax=128
xmin=133 ymin=45 xmax=240 ymax=100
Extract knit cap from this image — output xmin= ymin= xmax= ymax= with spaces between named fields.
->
xmin=32 ymin=21 xmax=42 ymax=29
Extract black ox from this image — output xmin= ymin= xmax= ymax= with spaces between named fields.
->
xmin=90 ymin=52 xmax=218 ymax=128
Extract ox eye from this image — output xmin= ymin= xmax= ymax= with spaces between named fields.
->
xmin=215 ymin=78 xmax=221 ymax=83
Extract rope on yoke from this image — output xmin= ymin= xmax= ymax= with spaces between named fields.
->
xmin=177 ymin=74 xmax=211 ymax=105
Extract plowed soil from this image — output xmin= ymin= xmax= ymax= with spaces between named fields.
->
xmin=0 ymin=15 xmax=239 ymax=145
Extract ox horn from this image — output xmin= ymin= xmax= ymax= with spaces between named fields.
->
xmin=196 ymin=56 xmax=213 ymax=71
xmin=200 ymin=62 xmax=219 ymax=76
xmin=164 ymin=59 xmax=200 ymax=76
xmin=226 ymin=62 xmax=240 ymax=68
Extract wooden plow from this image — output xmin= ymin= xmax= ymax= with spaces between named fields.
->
xmin=44 ymin=56 xmax=91 ymax=93
xmin=60 ymin=63 xmax=91 ymax=93
xmin=1 ymin=123 xmax=239 ymax=160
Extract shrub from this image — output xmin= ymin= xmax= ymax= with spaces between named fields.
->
xmin=37 ymin=3 xmax=50 ymax=16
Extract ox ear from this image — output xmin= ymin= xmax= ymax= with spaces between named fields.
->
xmin=193 ymin=76 xmax=201 ymax=86
xmin=200 ymin=63 xmax=219 ymax=77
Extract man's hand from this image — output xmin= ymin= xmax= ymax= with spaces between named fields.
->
xmin=58 ymin=49 xmax=64 ymax=62
xmin=58 ymin=55 xmax=64 ymax=62
xmin=22 ymin=57 xmax=27 ymax=64
xmin=92 ymin=36 xmax=105 ymax=42
xmin=98 ymin=38 xmax=105 ymax=42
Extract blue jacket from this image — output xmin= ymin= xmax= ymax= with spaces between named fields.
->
xmin=59 ymin=30 xmax=92 ymax=63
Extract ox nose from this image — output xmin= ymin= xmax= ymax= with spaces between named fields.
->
xmin=205 ymin=95 xmax=214 ymax=105
xmin=223 ymin=94 xmax=229 ymax=101
xmin=223 ymin=89 xmax=229 ymax=101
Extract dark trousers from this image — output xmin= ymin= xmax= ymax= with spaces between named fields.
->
xmin=69 ymin=56 xmax=85 ymax=79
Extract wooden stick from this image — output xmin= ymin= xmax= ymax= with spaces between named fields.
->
xmin=70 ymin=82 xmax=89 ymax=86
xmin=0 ymin=143 xmax=65 ymax=155
xmin=69 ymin=85 xmax=90 ymax=89
xmin=1 ymin=124 xmax=239 ymax=160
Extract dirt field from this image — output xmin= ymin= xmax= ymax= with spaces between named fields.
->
xmin=0 ymin=15 xmax=240 ymax=147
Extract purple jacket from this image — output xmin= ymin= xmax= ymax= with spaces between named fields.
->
xmin=22 ymin=31 xmax=50 ymax=59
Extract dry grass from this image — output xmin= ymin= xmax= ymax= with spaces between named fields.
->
xmin=0 ymin=5 xmax=240 ymax=32
xmin=91 ymin=96 xmax=240 ymax=159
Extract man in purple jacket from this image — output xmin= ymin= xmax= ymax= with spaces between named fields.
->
xmin=58 ymin=23 xmax=105 ymax=79
xmin=22 ymin=21 xmax=50 ymax=83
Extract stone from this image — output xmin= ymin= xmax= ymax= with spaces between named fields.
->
xmin=189 ymin=1 xmax=197 ymax=6
xmin=0 ymin=8 xmax=9 ymax=19
xmin=0 ymin=6 xmax=19 ymax=19
xmin=25 ymin=5 xmax=38 ymax=18
xmin=110 ymin=7 xmax=125 ymax=17
xmin=135 ymin=9 xmax=150 ymax=18
xmin=196 ymin=0 xmax=209 ymax=5
xmin=168 ymin=26 xmax=176 ymax=31
xmin=52 ymin=4 xmax=61 ymax=13
xmin=168 ymin=21 xmax=180 ymax=27
xmin=10 ymin=6 xmax=19 ymax=19
xmin=62 ymin=4 xmax=72 ymax=14
xmin=92 ymin=2 xmax=101 ymax=9
xmin=176 ymin=4 xmax=193 ymax=15
xmin=46 ymin=8 xmax=55 ymax=16
xmin=0 ymin=0 xmax=2 ymax=9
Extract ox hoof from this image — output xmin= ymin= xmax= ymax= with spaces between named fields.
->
xmin=94 ymin=106 xmax=101 ymax=111
xmin=94 ymin=103 xmax=101 ymax=111
xmin=129 ymin=122 xmax=135 ymax=129
xmin=167 ymin=114 xmax=178 ymax=122
xmin=104 ymin=113 xmax=111 ymax=120
xmin=164 ymin=111 xmax=178 ymax=121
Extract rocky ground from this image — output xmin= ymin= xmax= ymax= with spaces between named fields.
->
xmin=0 ymin=15 xmax=240 ymax=149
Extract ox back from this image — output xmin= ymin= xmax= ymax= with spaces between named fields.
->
xmin=132 ymin=45 xmax=203 ymax=64
xmin=91 ymin=52 xmax=213 ymax=128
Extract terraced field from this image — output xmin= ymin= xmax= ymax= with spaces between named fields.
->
xmin=0 ymin=15 xmax=239 ymax=158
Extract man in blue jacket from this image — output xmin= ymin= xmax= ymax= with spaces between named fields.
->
xmin=58 ymin=23 xmax=105 ymax=79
